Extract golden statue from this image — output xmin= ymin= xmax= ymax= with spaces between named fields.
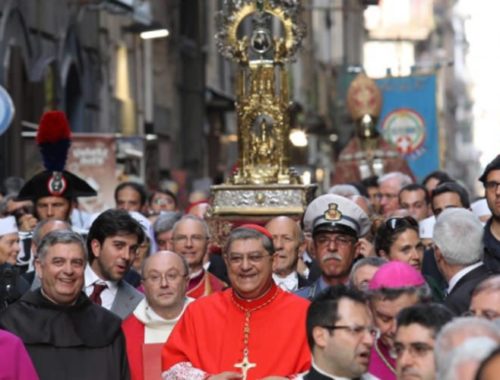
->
xmin=215 ymin=0 xmax=305 ymax=185
xmin=209 ymin=0 xmax=315 ymax=236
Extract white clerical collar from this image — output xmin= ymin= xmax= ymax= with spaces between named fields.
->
xmin=84 ymin=264 xmax=118 ymax=295
xmin=272 ymin=272 xmax=299 ymax=291
xmin=189 ymin=268 xmax=203 ymax=280
xmin=311 ymin=361 xmax=351 ymax=380
xmin=447 ymin=261 xmax=483 ymax=294
xmin=134 ymin=297 xmax=194 ymax=326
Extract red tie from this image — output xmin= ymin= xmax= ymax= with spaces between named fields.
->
xmin=89 ymin=283 xmax=107 ymax=306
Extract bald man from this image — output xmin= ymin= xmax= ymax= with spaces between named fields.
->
xmin=122 ymin=251 xmax=193 ymax=380
xmin=266 ymin=216 xmax=310 ymax=291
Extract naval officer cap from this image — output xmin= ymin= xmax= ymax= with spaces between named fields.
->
xmin=304 ymin=194 xmax=371 ymax=238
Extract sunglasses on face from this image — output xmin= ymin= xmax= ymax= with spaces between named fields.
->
xmin=385 ymin=216 xmax=418 ymax=231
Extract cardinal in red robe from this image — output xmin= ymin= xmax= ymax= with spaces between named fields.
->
xmin=162 ymin=224 xmax=311 ymax=380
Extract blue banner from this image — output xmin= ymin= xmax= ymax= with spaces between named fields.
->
xmin=375 ymin=75 xmax=439 ymax=181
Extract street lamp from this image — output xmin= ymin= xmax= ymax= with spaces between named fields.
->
xmin=140 ymin=28 xmax=169 ymax=40
xmin=289 ymin=128 xmax=308 ymax=147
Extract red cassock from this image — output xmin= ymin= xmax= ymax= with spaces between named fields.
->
xmin=162 ymin=284 xmax=311 ymax=379
xmin=122 ymin=315 xmax=145 ymax=380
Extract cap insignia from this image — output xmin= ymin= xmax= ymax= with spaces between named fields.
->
xmin=47 ymin=172 xmax=67 ymax=196
xmin=324 ymin=203 xmax=342 ymax=221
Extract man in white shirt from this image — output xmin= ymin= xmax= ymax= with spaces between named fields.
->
xmin=266 ymin=216 xmax=309 ymax=291
xmin=85 ymin=209 xmax=145 ymax=319
xmin=433 ymin=208 xmax=492 ymax=315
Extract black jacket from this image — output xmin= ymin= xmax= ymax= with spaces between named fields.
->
xmin=445 ymin=263 xmax=492 ymax=315
xmin=0 ymin=289 xmax=130 ymax=380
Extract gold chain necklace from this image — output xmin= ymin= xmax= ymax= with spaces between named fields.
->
xmin=374 ymin=339 xmax=396 ymax=375
xmin=230 ymin=287 xmax=280 ymax=380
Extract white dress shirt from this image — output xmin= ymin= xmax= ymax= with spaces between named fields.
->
xmin=273 ymin=272 xmax=299 ymax=292
xmin=84 ymin=265 xmax=119 ymax=310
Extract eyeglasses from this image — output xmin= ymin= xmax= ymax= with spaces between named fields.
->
xmin=144 ymin=272 xmax=187 ymax=284
xmin=385 ymin=216 xmax=418 ymax=231
xmin=485 ymin=181 xmax=500 ymax=192
xmin=462 ymin=309 xmax=500 ymax=321
xmin=172 ymin=234 xmax=207 ymax=245
xmin=393 ymin=342 xmax=434 ymax=358
xmin=226 ymin=253 xmax=270 ymax=266
xmin=315 ymin=234 xmax=355 ymax=248
xmin=321 ymin=324 xmax=380 ymax=339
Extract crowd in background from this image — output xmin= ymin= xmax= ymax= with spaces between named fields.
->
xmin=0 ymin=148 xmax=499 ymax=380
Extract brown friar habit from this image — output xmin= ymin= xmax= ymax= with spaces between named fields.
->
xmin=0 ymin=289 xmax=130 ymax=380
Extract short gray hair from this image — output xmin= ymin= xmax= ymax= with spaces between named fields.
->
xmin=435 ymin=317 xmax=500 ymax=378
xmin=441 ymin=337 xmax=498 ymax=380
xmin=37 ymin=230 xmax=87 ymax=262
xmin=433 ymin=208 xmax=484 ymax=266
xmin=224 ymin=227 xmax=274 ymax=256
xmin=153 ymin=211 xmax=182 ymax=238
xmin=348 ymin=256 xmax=387 ymax=288
xmin=172 ymin=214 xmax=210 ymax=239
xmin=473 ymin=275 xmax=500 ymax=297
xmin=378 ymin=172 xmax=413 ymax=188
xmin=32 ymin=219 xmax=72 ymax=246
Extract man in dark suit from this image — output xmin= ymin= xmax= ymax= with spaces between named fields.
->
xmin=265 ymin=216 xmax=310 ymax=291
xmin=85 ymin=209 xmax=145 ymax=319
xmin=433 ymin=208 xmax=492 ymax=315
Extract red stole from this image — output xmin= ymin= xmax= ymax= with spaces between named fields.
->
xmin=122 ymin=315 xmax=145 ymax=380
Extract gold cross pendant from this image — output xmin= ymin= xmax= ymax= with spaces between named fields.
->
xmin=234 ymin=354 xmax=256 ymax=380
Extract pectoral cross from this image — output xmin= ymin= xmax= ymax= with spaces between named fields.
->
xmin=234 ymin=354 xmax=256 ymax=380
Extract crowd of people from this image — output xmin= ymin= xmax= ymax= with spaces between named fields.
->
xmin=0 ymin=112 xmax=499 ymax=380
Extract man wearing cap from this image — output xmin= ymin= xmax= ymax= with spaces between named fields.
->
xmin=15 ymin=111 xmax=97 ymax=272
xmin=367 ymin=261 xmax=432 ymax=380
xmin=162 ymin=225 xmax=310 ymax=380
xmin=479 ymin=154 xmax=500 ymax=273
xmin=0 ymin=216 xmax=29 ymax=309
xmin=296 ymin=194 xmax=371 ymax=300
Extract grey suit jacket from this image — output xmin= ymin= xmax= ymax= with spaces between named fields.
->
xmin=111 ymin=280 xmax=144 ymax=320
